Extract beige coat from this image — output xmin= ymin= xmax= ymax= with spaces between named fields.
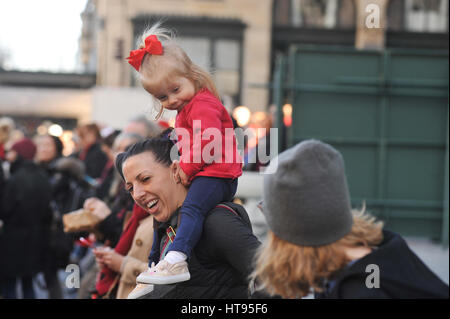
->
xmin=116 ymin=215 xmax=154 ymax=299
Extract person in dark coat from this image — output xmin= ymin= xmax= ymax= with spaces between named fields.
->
xmin=51 ymin=157 xmax=95 ymax=216
xmin=250 ymin=140 xmax=449 ymax=299
xmin=35 ymin=134 xmax=64 ymax=173
xmin=76 ymin=123 xmax=108 ymax=181
xmin=114 ymin=133 xmax=261 ymax=299
xmin=0 ymin=138 xmax=52 ymax=299
xmin=86 ymin=132 xmax=144 ymax=247
xmin=35 ymin=134 xmax=95 ymax=298
xmin=140 ymin=203 xmax=260 ymax=299
xmin=314 ymin=229 xmax=450 ymax=298
xmin=0 ymin=158 xmax=5 ymax=202
xmin=35 ymin=134 xmax=66 ymax=299
xmin=95 ymin=129 xmax=120 ymax=201
xmin=50 ymin=156 xmax=96 ymax=268
xmin=76 ymin=132 xmax=143 ymax=299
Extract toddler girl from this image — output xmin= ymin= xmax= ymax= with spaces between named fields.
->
xmin=126 ymin=23 xmax=242 ymax=285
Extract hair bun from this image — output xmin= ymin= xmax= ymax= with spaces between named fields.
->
xmin=159 ymin=127 xmax=176 ymax=145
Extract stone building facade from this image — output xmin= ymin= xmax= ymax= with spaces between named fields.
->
xmin=87 ymin=0 xmax=448 ymax=116
xmin=91 ymin=0 xmax=273 ymax=113
xmin=3 ymin=1 xmax=447 ymax=134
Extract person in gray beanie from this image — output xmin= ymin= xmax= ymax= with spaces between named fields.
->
xmin=249 ymin=140 xmax=449 ymax=299
xmin=263 ymin=139 xmax=353 ymax=247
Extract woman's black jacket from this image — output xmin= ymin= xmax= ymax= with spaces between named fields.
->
xmin=0 ymin=160 xmax=52 ymax=279
xmin=143 ymin=202 xmax=261 ymax=299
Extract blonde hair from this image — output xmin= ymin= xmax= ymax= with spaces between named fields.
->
xmin=249 ymin=206 xmax=384 ymax=299
xmin=134 ymin=22 xmax=220 ymax=119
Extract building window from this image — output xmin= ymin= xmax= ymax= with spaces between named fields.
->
xmin=274 ymin=0 xmax=449 ymax=33
xmin=177 ymin=37 xmax=211 ymax=70
xmin=404 ymin=0 xmax=448 ymax=32
xmin=274 ymin=0 xmax=351 ymax=29
xmin=178 ymin=36 xmax=241 ymax=97
xmin=213 ymin=39 xmax=240 ymax=99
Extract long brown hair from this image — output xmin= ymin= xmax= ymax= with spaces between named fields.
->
xmin=249 ymin=207 xmax=384 ymax=298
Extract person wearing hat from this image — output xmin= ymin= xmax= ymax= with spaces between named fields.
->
xmin=0 ymin=138 xmax=53 ymax=299
xmin=250 ymin=140 xmax=449 ymax=299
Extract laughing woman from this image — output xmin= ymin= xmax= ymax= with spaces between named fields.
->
xmin=115 ymin=129 xmax=261 ymax=299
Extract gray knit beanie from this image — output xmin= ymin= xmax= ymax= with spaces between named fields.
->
xmin=262 ymin=140 xmax=353 ymax=246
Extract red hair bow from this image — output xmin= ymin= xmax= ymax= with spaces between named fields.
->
xmin=126 ymin=35 xmax=163 ymax=71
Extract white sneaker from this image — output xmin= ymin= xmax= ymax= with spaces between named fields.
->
xmin=136 ymin=262 xmax=155 ymax=284
xmin=127 ymin=283 xmax=154 ymax=299
xmin=136 ymin=260 xmax=190 ymax=285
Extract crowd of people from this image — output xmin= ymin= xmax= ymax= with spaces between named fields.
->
xmin=1 ymin=21 xmax=448 ymax=300
xmin=0 ymin=114 xmax=448 ymax=299
xmin=0 ymin=115 xmax=164 ymax=299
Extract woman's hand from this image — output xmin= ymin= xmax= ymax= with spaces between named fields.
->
xmin=93 ymin=246 xmax=107 ymax=269
xmin=93 ymin=246 xmax=125 ymax=273
xmin=83 ymin=197 xmax=111 ymax=221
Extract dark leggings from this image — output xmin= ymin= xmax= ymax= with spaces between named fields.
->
xmin=148 ymin=177 xmax=238 ymax=265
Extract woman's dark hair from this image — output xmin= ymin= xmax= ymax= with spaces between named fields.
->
xmin=50 ymin=135 xmax=64 ymax=158
xmin=101 ymin=129 xmax=121 ymax=149
xmin=115 ymin=128 xmax=177 ymax=180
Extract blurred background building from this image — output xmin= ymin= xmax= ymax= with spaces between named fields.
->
xmin=1 ymin=0 xmax=447 ymax=131
xmin=1 ymin=0 xmax=448 ymax=132
xmin=269 ymin=0 xmax=449 ymax=246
